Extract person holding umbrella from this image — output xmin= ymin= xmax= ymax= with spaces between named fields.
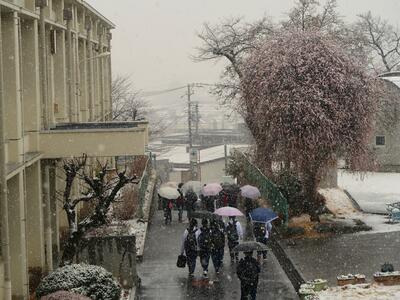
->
xmin=210 ymin=219 xmax=225 ymax=274
xmin=197 ymin=218 xmax=212 ymax=278
xmin=236 ymin=251 xmax=261 ymax=300
xmin=176 ymin=183 xmax=185 ymax=222
xmin=180 ymin=219 xmax=199 ymax=277
xmin=185 ymin=188 xmax=198 ymax=220
xmin=226 ymin=216 xmax=243 ymax=263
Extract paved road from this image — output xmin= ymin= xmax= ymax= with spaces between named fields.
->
xmin=137 ymin=211 xmax=298 ymax=300
xmin=282 ymin=231 xmax=400 ymax=285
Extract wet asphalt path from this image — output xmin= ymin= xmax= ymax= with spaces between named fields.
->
xmin=137 ymin=211 xmax=298 ymax=300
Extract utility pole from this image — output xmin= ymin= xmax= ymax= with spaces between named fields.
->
xmin=187 ymin=84 xmax=193 ymax=148
xmin=195 ymin=102 xmax=199 ymax=137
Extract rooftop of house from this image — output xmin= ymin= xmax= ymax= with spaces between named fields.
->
xmin=379 ymin=72 xmax=400 ymax=89
xmin=156 ymin=144 xmax=249 ymax=165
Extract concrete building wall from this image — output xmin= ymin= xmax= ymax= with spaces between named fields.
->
xmin=200 ymin=159 xmax=226 ymax=183
xmin=0 ymin=1 xmax=148 ymax=299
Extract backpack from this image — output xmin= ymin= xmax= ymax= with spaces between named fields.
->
xmin=237 ymin=258 xmax=260 ymax=283
xmin=226 ymin=221 xmax=239 ymax=242
xmin=184 ymin=229 xmax=197 ymax=253
xmin=198 ymin=228 xmax=212 ymax=252
xmin=210 ymin=227 xmax=225 ymax=250
xmin=253 ymin=223 xmax=266 ymax=238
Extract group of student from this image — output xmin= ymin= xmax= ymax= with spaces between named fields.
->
xmin=180 ymin=216 xmax=244 ymax=278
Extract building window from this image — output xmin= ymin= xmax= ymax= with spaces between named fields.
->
xmin=376 ymin=136 xmax=386 ymax=146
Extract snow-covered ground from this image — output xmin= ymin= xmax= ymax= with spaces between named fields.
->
xmin=318 ymin=283 xmax=400 ymax=300
xmin=338 ymin=170 xmax=400 ymax=214
xmin=320 ymin=188 xmax=400 ymax=234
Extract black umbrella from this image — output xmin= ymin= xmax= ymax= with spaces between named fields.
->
xmin=222 ymin=183 xmax=240 ymax=195
xmin=232 ymin=241 xmax=268 ymax=253
xmin=190 ymin=210 xmax=221 ymax=220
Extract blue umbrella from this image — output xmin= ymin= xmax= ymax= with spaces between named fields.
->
xmin=249 ymin=207 xmax=278 ymax=223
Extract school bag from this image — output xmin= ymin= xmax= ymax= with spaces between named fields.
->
xmin=253 ymin=222 xmax=266 ymax=238
xmin=226 ymin=221 xmax=239 ymax=242
xmin=184 ymin=229 xmax=197 ymax=253
xmin=198 ymin=228 xmax=212 ymax=252
xmin=210 ymin=227 xmax=225 ymax=250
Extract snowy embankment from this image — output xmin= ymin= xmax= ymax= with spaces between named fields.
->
xmin=318 ymin=283 xmax=400 ymax=300
xmin=319 ymin=188 xmax=400 ymax=234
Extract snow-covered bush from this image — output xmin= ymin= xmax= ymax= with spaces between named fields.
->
xmin=36 ymin=264 xmax=121 ymax=300
xmin=40 ymin=291 xmax=91 ymax=300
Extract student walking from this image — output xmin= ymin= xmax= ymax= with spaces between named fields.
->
xmin=237 ymin=251 xmax=261 ymax=300
xmin=226 ymin=216 xmax=243 ymax=263
xmin=253 ymin=222 xmax=271 ymax=260
xmin=210 ymin=220 xmax=225 ymax=274
xmin=197 ymin=219 xmax=212 ymax=278
xmin=180 ymin=219 xmax=199 ymax=277
xmin=176 ymin=183 xmax=185 ymax=222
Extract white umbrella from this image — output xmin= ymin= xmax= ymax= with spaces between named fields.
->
xmin=158 ymin=186 xmax=180 ymax=200
xmin=240 ymin=185 xmax=261 ymax=200
xmin=161 ymin=182 xmax=179 ymax=189
xmin=182 ymin=181 xmax=202 ymax=195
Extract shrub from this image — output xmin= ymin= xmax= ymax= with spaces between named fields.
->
xmin=40 ymin=291 xmax=91 ymax=300
xmin=36 ymin=264 xmax=121 ymax=300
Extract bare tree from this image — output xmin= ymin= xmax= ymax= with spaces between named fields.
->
xmin=353 ymin=12 xmax=400 ymax=73
xmin=112 ymin=75 xmax=148 ymax=121
xmin=282 ymin=0 xmax=343 ymax=34
xmin=194 ymin=17 xmax=274 ymax=105
xmin=61 ymin=154 xmax=137 ymax=265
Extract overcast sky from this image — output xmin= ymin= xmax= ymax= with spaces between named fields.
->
xmin=87 ymin=0 xmax=400 ymax=106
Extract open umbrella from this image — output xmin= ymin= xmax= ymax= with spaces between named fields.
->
xmin=201 ymin=183 xmax=223 ymax=197
xmin=214 ymin=207 xmax=244 ymax=217
xmin=158 ymin=186 xmax=180 ymax=200
xmin=222 ymin=183 xmax=240 ymax=195
xmin=249 ymin=207 xmax=278 ymax=223
xmin=162 ymin=181 xmax=179 ymax=188
xmin=182 ymin=180 xmax=202 ymax=196
xmin=190 ymin=210 xmax=221 ymax=220
xmin=232 ymin=241 xmax=268 ymax=252
xmin=240 ymin=185 xmax=261 ymax=200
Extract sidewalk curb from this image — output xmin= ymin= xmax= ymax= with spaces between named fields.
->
xmin=343 ymin=189 xmax=363 ymax=212
xmin=270 ymin=236 xmax=306 ymax=294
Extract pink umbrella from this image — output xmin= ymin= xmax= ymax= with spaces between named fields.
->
xmin=201 ymin=183 xmax=223 ymax=197
xmin=214 ymin=207 xmax=244 ymax=217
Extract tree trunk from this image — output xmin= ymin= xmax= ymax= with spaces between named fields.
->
xmin=302 ymin=168 xmax=322 ymax=222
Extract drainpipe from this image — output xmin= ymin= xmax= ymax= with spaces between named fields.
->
xmin=99 ymin=32 xmax=104 ymax=121
xmin=107 ymin=33 xmax=112 ymax=121
xmin=87 ymin=25 xmax=94 ymax=122
xmin=0 ymin=8 xmax=12 ymax=300
xmin=43 ymin=164 xmax=53 ymax=271
xmin=39 ymin=2 xmax=49 ymax=129
xmin=64 ymin=8 xmax=73 ymax=122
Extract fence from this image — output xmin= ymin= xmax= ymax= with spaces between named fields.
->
xmin=239 ymin=152 xmax=289 ymax=225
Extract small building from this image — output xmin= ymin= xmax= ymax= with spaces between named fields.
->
xmin=156 ymin=144 xmax=248 ymax=183
xmin=372 ymin=72 xmax=400 ymax=171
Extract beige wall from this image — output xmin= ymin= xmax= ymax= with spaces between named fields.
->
xmin=200 ymin=159 xmax=226 ymax=184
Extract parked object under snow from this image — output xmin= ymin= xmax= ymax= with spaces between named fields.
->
xmin=35 ymin=264 xmax=121 ymax=300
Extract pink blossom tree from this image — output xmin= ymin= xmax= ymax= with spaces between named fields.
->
xmin=240 ymin=31 xmax=379 ymax=218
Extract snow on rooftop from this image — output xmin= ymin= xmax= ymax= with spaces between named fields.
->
xmin=156 ymin=144 xmax=249 ymax=165
xmin=380 ymin=72 xmax=400 ymax=89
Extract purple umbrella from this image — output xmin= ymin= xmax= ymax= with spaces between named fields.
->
xmin=214 ymin=207 xmax=244 ymax=217
xmin=240 ymin=185 xmax=261 ymax=200
xmin=201 ymin=183 xmax=223 ymax=197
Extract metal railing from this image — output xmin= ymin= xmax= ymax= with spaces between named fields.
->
xmin=239 ymin=152 xmax=289 ymax=225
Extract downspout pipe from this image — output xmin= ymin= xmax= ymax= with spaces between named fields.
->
xmin=65 ymin=9 xmax=73 ymax=122
xmin=0 ymin=8 xmax=12 ymax=300
xmin=39 ymin=3 xmax=49 ymax=129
